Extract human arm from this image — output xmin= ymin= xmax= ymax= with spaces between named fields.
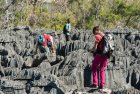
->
xmin=89 ymin=35 xmax=101 ymax=53
xmin=89 ymin=42 xmax=98 ymax=53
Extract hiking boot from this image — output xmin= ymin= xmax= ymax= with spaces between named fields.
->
xmin=99 ymin=86 xmax=104 ymax=89
xmin=89 ymin=84 xmax=98 ymax=88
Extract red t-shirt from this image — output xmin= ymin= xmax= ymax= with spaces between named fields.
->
xmin=43 ymin=34 xmax=52 ymax=46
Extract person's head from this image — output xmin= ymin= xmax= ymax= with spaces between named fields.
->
xmin=67 ymin=19 xmax=70 ymax=23
xmin=92 ymin=26 xmax=100 ymax=35
xmin=43 ymin=33 xmax=47 ymax=36
xmin=51 ymin=32 xmax=57 ymax=38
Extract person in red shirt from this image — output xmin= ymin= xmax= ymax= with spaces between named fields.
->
xmin=90 ymin=26 xmax=108 ymax=89
xmin=43 ymin=34 xmax=52 ymax=46
xmin=35 ymin=34 xmax=51 ymax=54
xmin=43 ymin=34 xmax=55 ymax=53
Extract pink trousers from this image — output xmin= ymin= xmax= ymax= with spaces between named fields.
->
xmin=92 ymin=54 xmax=108 ymax=87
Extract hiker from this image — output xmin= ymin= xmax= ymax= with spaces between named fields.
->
xmin=52 ymin=32 xmax=58 ymax=39
xmin=90 ymin=26 xmax=114 ymax=89
xmin=35 ymin=34 xmax=50 ymax=55
xmin=43 ymin=33 xmax=55 ymax=53
xmin=48 ymin=34 xmax=55 ymax=53
xmin=63 ymin=19 xmax=71 ymax=41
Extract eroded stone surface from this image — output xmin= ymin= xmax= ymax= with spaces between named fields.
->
xmin=0 ymin=27 xmax=140 ymax=94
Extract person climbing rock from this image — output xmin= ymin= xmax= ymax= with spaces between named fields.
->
xmin=45 ymin=33 xmax=55 ymax=53
xmin=35 ymin=33 xmax=57 ymax=63
xmin=90 ymin=26 xmax=108 ymax=89
xmin=63 ymin=19 xmax=71 ymax=41
xmin=35 ymin=34 xmax=50 ymax=55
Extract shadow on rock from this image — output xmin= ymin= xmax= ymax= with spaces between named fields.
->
xmin=84 ymin=65 xmax=92 ymax=87
xmin=44 ymin=82 xmax=64 ymax=94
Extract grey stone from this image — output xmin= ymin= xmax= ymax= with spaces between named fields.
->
xmin=0 ymin=27 xmax=140 ymax=93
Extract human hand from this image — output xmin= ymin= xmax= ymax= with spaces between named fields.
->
xmin=88 ymin=49 xmax=94 ymax=53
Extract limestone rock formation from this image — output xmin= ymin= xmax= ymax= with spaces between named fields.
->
xmin=0 ymin=26 xmax=140 ymax=94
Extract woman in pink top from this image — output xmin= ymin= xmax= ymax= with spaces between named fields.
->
xmin=90 ymin=26 xmax=108 ymax=89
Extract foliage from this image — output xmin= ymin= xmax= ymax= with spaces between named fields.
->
xmin=0 ymin=0 xmax=140 ymax=30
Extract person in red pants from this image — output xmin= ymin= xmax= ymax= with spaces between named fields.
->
xmin=90 ymin=26 xmax=108 ymax=89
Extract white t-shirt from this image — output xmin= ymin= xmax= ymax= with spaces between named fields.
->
xmin=66 ymin=23 xmax=71 ymax=32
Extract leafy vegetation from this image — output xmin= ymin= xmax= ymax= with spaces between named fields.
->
xmin=0 ymin=0 xmax=140 ymax=30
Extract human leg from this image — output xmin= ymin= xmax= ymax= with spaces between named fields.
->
xmin=99 ymin=56 xmax=108 ymax=88
xmin=92 ymin=54 xmax=101 ymax=86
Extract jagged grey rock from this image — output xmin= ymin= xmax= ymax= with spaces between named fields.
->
xmin=0 ymin=27 xmax=140 ymax=94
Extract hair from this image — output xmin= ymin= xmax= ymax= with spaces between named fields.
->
xmin=93 ymin=26 xmax=100 ymax=34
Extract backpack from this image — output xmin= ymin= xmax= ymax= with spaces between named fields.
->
xmin=63 ymin=24 xmax=67 ymax=34
xmin=47 ymin=41 xmax=52 ymax=47
xmin=37 ymin=35 xmax=45 ymax=45
xmin=96 ymin=34 xmax=114 ymax=58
